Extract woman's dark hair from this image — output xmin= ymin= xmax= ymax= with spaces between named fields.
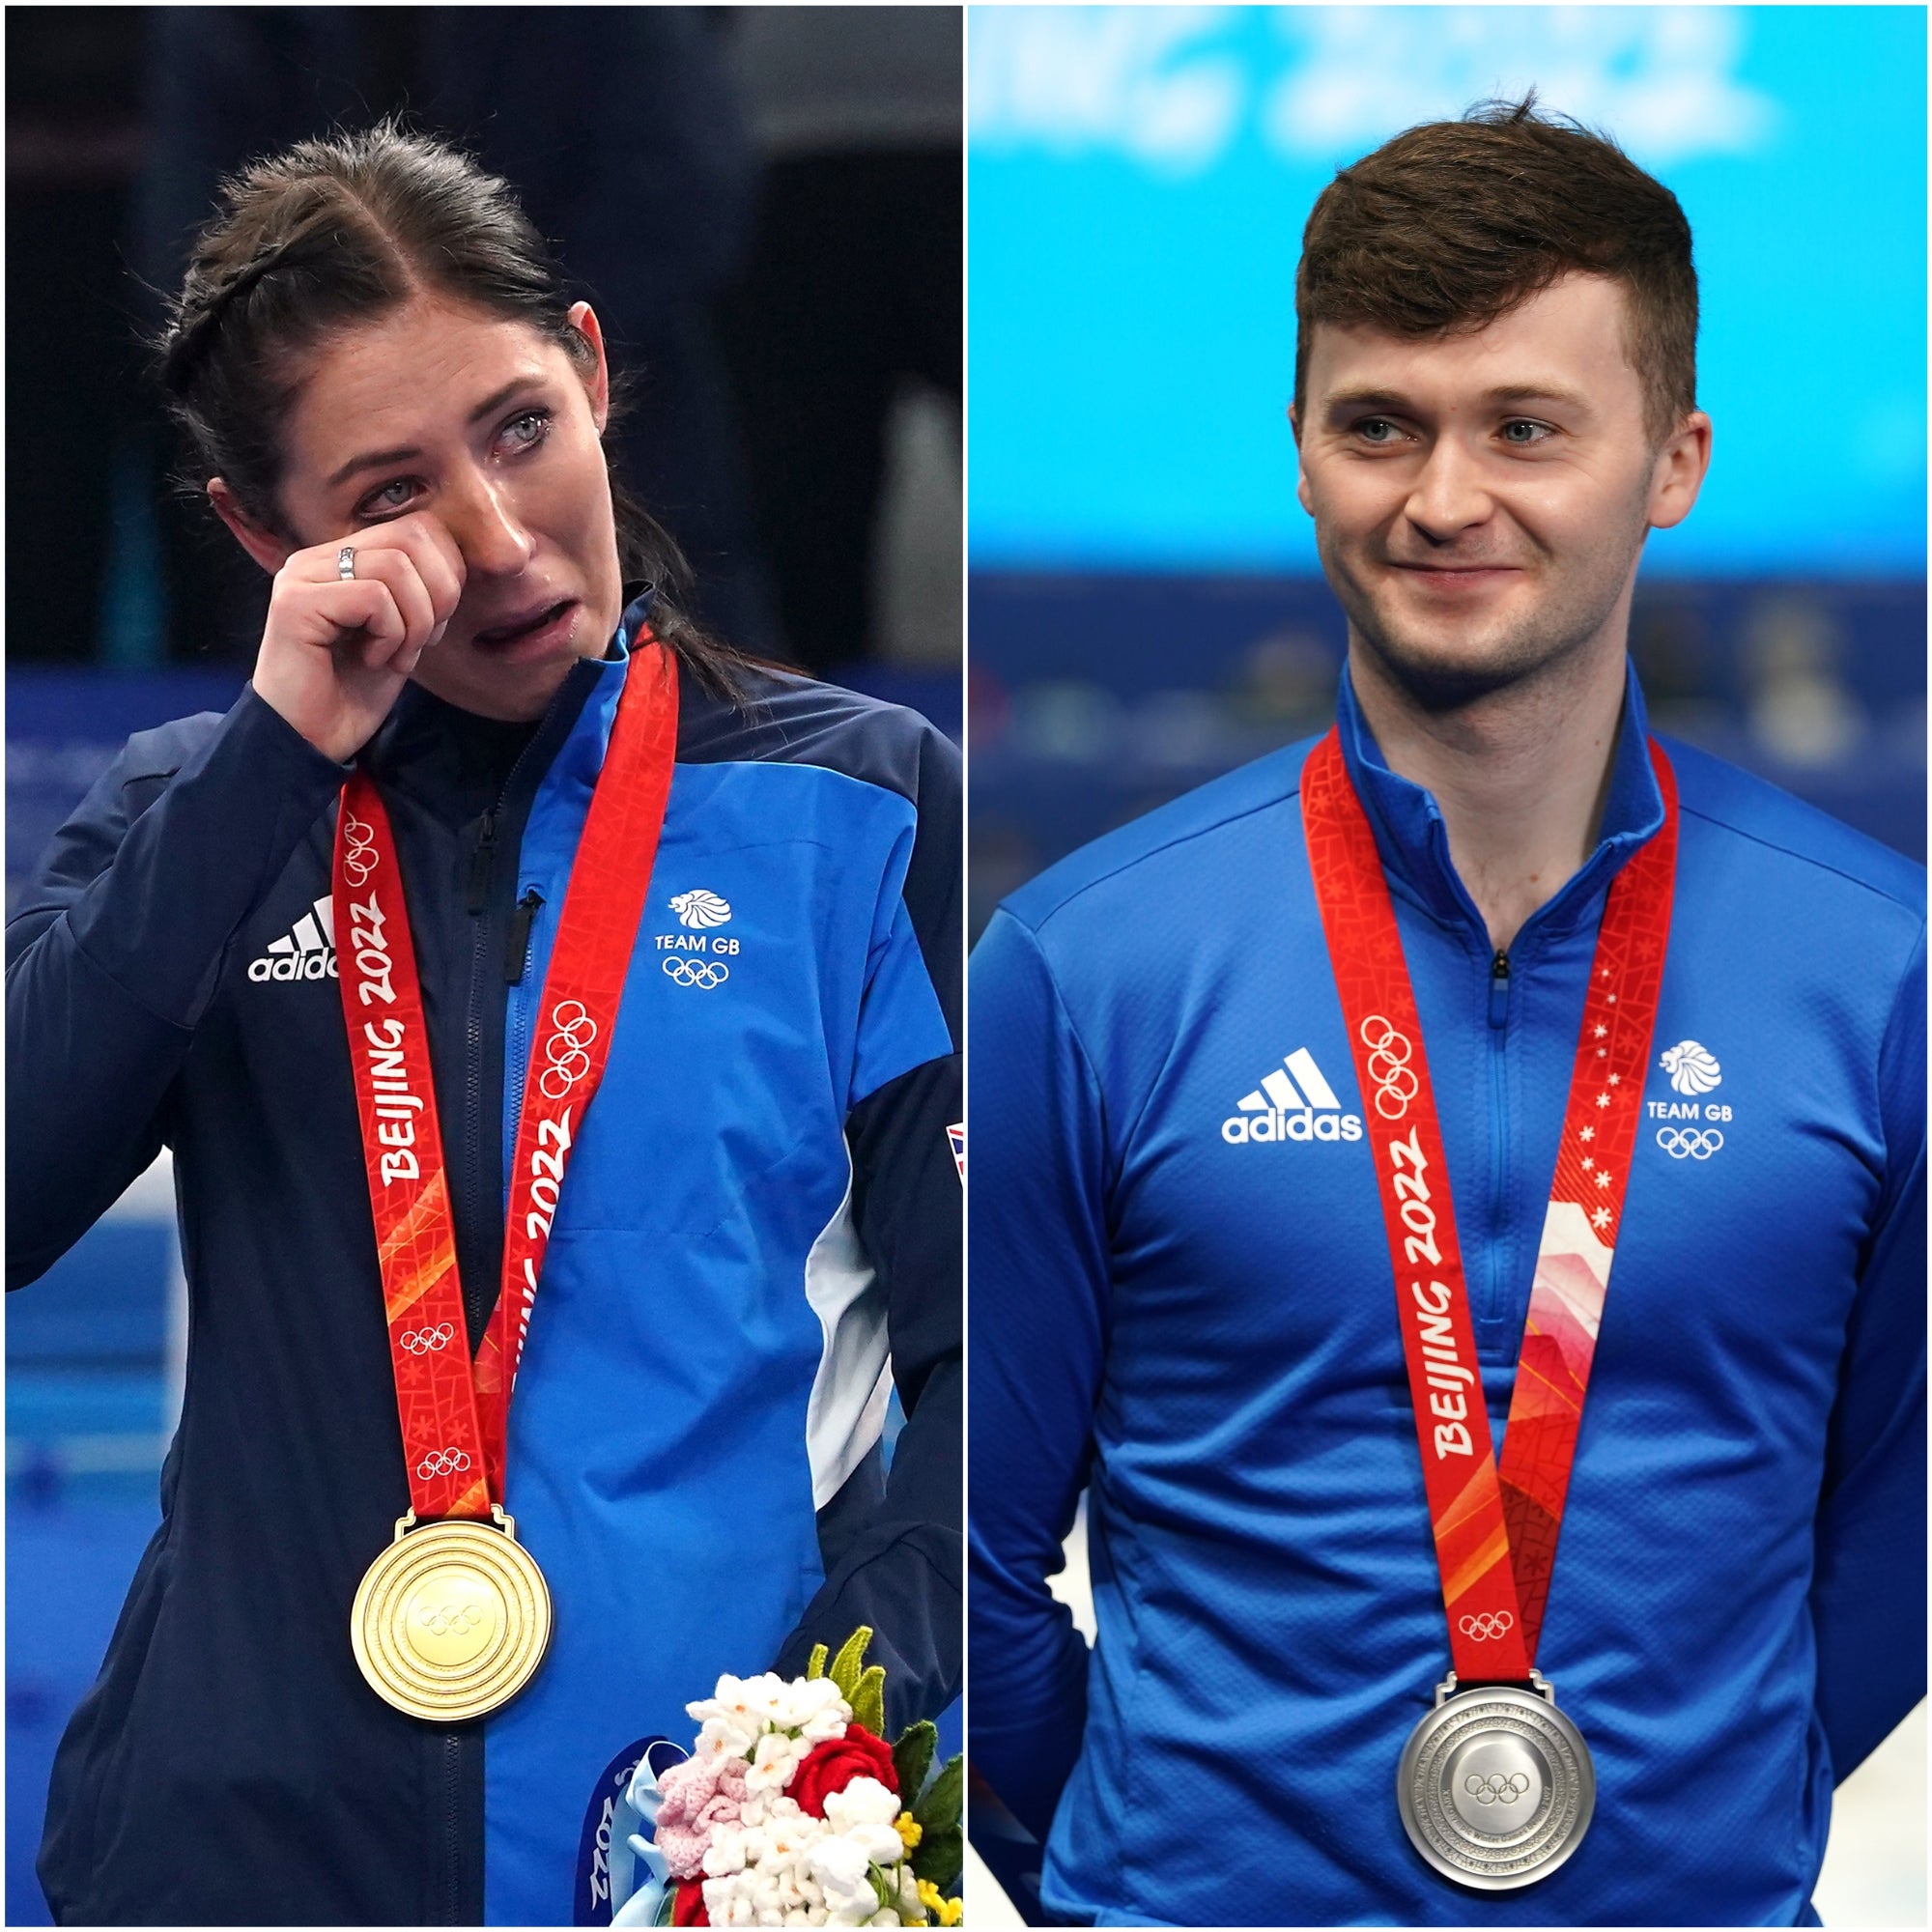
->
xmin=155 ymin=119 xmax=746 ymax=692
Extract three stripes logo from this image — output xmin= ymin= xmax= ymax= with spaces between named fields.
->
xmin=248 ymin=896 xmax=339 ymax=982
xmin=1221 ymin=1047 xmax=1363 ymax=1147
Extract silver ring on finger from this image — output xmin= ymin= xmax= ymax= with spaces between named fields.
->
xmin=337 ymin=544 xmax=356 ymax=581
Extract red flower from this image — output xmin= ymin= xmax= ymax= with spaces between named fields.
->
xmin=671 ymin=1877 xmax=708 ymax=1925
xmin=787 ymin=1725 xmax=900 ymax=1818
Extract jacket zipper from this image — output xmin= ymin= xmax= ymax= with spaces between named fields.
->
xmin=1486 ymin=949 xmax=1511 ymax=1329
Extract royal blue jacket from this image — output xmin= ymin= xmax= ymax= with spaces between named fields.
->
xmin=9 ymin=599 xmax=960 ymax=1926
xmin=968 ymin=664 xmax=1923 ymax=1927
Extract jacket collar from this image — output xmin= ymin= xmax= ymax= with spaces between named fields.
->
xmin=1332 ymin=654 xmax=1665 ymax=945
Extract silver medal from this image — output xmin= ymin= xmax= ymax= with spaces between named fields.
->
xmin=1397 ymin=1669 xmax=1595 ymax=1889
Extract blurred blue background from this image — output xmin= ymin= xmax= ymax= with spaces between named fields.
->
xmin=967 ymin=4 xmax=1925 ymax=934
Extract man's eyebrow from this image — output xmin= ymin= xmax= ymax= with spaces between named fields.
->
xmin=1319 ymin=382 xmax=1596 ymax=416
xmin=324 ymin=376 xmax=550 ymax=489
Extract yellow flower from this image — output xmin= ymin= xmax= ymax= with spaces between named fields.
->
xmin=896 ymin=1812 xmax=924 ymax=1851
xmin=917 ymin=1878 xmax=963 ymax=1924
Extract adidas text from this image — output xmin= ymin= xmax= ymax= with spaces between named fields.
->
xmin=1222 ymin=1109 xmax=1362 ymax=1145
xmin=248 ymin=895 xmax=338 ymax=982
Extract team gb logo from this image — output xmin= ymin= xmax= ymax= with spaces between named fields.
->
xmin=1660 ymin=1040 xmax=1721 ymax=1096
xmin=669 ymin=889 xmax=732 ymax=929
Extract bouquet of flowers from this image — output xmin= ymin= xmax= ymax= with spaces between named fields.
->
xmin=614 ymin=1628 xmax=963 ymax=1927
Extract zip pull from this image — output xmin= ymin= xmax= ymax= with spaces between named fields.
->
xmin=1489 ymin=950 xmax=1511 ymax=1029
xmin=505 ymin=889 xmax=545 ymax=983
xmin=466 ymin=812 xmax=498 ymax=914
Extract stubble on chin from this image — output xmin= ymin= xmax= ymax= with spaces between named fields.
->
xmin=1321 ymin=531 xmax=1645 ymax=718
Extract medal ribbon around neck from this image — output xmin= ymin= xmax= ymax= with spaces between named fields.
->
xmin=1300 ymin=726 xmax=1678 ymax=1681
xmin=335 ymin=634 xmax=679 ymax=1520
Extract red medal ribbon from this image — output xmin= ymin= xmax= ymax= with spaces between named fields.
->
xmin=336 ymin=636 xmax=679 ymax=1520
xmin=1301 ymin=726 xmax=1678 ymax=1680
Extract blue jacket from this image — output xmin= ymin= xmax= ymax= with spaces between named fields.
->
xmin=9 ymin=601 xmax=960 ymax=1926
xmin=968 ymin=664 xmax=1923 ymax=1927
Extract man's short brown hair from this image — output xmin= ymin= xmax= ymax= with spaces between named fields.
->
xmin=1294 ymin=97 xmax=1698 ymax=446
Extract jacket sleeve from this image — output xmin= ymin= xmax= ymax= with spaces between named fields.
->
xmin=965 ymin=907 xmax=1110 ymax=1846
xmin=1809 ymin=921 xmax=1927 ymax=1781
xmin=772 ymin=722 xmax=961 ymax=1735
xmin=7 ymin=689 xmax=349 ymax=1289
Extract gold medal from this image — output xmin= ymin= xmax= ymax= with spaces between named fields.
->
xmin=351 ymin=1509 xmax=552 ymax=1722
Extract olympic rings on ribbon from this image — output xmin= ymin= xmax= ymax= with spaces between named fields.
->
xmin=1358 ymin=1014 xmax=1419 ymax=1120
xmin=341 ymin=812 xmax=380 ymax=886
xmin=399 ymin=1321 xmax=453 ymax=1354
xmin=662 ymin=957 xmax=730 ymax=990
xmin=1465 ymin=1772 xmax=1531 ymax=1804
xmin=537 ymin=1000 xmax=598 ymax=1100
xmin=1458 ymin=1610 xmax=1515 ymax=1641
xmin=415 ymin=1446 xmax=471 ymax=1479
xmin=1656 ymin=1126 xmax=1723 ymax=1160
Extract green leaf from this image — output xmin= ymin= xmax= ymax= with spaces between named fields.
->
xmin=910 ymin=1823 xmax=962 ymax=1894
xmin=892 ymin=1719 xmax=938 ymax=1804
xmin=867 ymin=1862 xmax=898 ymax=1915
xmin=912 ymin=1751 xmax=963 ymax=1833
xmin=828 ymin=1626 xmax=873 ymax=1701
xmin=806 ymin=1642 xmax=828 ymax=1681
xmin=851 ymin=1662 xmax=887 ymax=1737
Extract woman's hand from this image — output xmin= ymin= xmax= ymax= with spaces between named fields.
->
xmin=251 ymin=514 xmax=466 ymax=763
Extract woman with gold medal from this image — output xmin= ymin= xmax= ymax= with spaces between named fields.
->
xmin=7 ymin=123 xmax=961 ymax=1926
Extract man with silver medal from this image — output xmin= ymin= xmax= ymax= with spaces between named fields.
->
xmin=968 ymin=97 xmax=1924 ymax=1927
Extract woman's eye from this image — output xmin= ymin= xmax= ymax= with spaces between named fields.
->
xmin=499 ymin=409 xmax=552 ymax=453
xmin=356 ymin=478 xmax=417 ymax=519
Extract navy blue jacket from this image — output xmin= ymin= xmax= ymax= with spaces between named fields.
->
xmin=9 ymin=620 xmax=960 ymax=1925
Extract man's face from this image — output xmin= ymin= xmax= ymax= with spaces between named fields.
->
xmin=1294 ymin=272 xmax=1708 ymax=707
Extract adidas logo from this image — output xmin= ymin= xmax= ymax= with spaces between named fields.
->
xmin=247 ymin=896 xmax=339 ymax=982
xmin=1221 ymin=1047 xmax=1362 ymax=1146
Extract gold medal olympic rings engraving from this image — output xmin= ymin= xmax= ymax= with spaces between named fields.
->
xmin=1458 ymin=1610 xmax=1516 ymax=1642
xmin=1656 ymin=1126 xmax=1723 ymax=1159
xmin=415 ymin=1445 xmax=471 ymax=1480
xmin=400 ymin=1321 xmax=454 ymax=1354
xmin=1358 ymin=1015 xmax=1419 ymax=1120
xmin=352 ymin=1514 xmax=553 ymax=1722
xmin=1466 ymin=1772 xmax=1532 ymax=1804
xmin=538 ymin=1001 xmax=597 ymax=1099
xmin=663 ymin=957 xmax=729 ymax=990
xmin=342 ymin=813 xmax=380 ymax=886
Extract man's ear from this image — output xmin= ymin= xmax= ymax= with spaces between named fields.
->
xmin=208 ymin=478 xmax=296 ymax=575
xmin=1288 ymin=403 xmax=1314 ymax=519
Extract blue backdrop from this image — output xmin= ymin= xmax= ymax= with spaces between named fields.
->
xmin=969 ymin=4 xmax=1926 ymax=574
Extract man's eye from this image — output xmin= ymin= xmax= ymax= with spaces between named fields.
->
xmin=1356 ymin=418 xmax=1402 ymax=443
xmin=1500 ymin=419 xmax=1553 ymax=446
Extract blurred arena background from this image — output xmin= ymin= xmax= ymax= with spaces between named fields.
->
xmin=963 ymin=5 xmax=1923 ymax=1923
xmin=6 ymin=9 xmax=960 ymax=1920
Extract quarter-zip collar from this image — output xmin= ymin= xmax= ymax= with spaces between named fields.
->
xmin=1332 ymin=653 xmax=1666 ymax=947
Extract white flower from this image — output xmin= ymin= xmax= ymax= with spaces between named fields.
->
xmin=703 ymin=1826 xmax=752 ymax=1879
xmin=689 ymin=1675 xmax=772 ymax=1759
xmin=747 ymin=1728 xmax=814 ymax=1795
xmin=822 ymin=1777 xmax=900 ymax=1833
xmin=806 ymin=1834 xmax=880 ymax=1924
xmin=781 ymin=1675 xmax=855 ymax=1742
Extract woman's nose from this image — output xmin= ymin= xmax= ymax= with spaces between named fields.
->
xmin=444 ymin=474 xmax=536 ymax=577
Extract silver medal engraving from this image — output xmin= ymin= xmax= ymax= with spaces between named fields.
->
xmin=1397 ymin=1670 xmax=1595 ymax=1889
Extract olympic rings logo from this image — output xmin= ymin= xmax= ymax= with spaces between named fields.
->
xmin=1458 ymin=1611 xmax=1515 ymax=1642
xmin=663 ymin=957 xmax=730 ymax=991
xmin=537 ymin=1001 xmax=598 ymax=1100
xmin=1465 ymin=1773 xmax=1531 ymax=1804
xmin=342 ymin=813 xmax=380 ymax=886
xmin=417 ymin=1601 xmax=487 ymax=1637
xmin=1656 ymin=1127 xmax=1723 ymax=1160
xmin=399 ymin=1321 xmax=454 ymax=1354
xmin=1358 ymin=1015 xmax=1419 ymax=1120
xmin=415 ymin=1446 xmax=471 ymax=1479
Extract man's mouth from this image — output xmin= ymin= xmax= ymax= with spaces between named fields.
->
xmin=472 ymin=598 xmax=577 ymax=647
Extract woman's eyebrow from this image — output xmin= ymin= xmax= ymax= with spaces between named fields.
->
xmin=325 ymin=376 xmax=551 ymax=489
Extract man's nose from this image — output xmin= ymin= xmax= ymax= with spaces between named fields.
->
xmin=1402 ymin=437 xmax=1494 ymax=543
